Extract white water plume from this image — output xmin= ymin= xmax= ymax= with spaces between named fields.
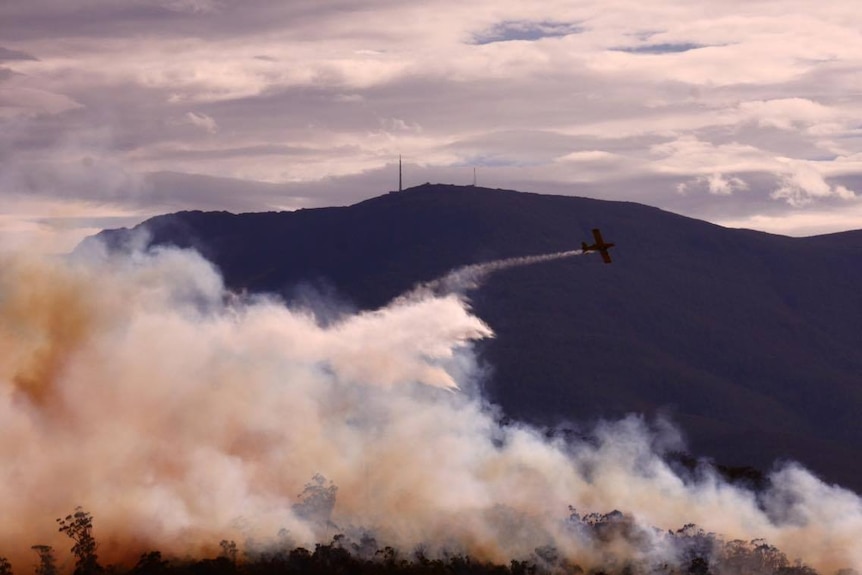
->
xmin=0 ymin=244 xmax=859 ymax=573
xmin=404 ymin=249 xmax=583 ymax=299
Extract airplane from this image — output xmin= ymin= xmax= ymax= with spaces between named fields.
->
xmin=581 ymin=228 xmax=615 ymax=263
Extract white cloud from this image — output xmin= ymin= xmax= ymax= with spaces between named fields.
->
xmin=556 ymin=150 xmax=619 ymax=163
xmin=735 ymin=98 xmax=838 ymax=131
xmin=185 ymin=111 xmax=218 ymax=134
xmin=650 ymin=136 xmax=771 ymax=175
xmin=772 ymin=158 xmax=856 ymax=206
xmin=379 ymin=117 xmax=422 ymax=133
xmin=656 ymin=137 xmax=856 ymax=206
xmin=716 ymin=197 xmax=862 ymax=236
xmin=702 ymin=173 xmax=749 ymax=196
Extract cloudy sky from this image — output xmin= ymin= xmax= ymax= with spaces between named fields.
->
xmin=3 ymin=0 xmax=862 ymax=252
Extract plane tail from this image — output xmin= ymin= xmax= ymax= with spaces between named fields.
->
xmin=581 ymin=242 xmax=589 ymax=252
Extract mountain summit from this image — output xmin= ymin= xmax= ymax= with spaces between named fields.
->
xmin=86 ymin=184 xmax=862 ymax=491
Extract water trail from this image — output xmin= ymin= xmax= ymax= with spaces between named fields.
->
xmin=403 ymin=249 xmax=583 ymax=300
xmin=0 ymin=245 xmax=860 ymax=574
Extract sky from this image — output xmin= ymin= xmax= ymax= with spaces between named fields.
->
xmin=3 ymin=0 xmax=862 ymax=252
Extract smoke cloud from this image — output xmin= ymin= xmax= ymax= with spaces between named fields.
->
xmin=0 ymin=244 xmax=859 ymax=573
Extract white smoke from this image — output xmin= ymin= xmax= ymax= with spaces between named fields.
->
xmin=0 ymin=244 xmax=859 ymax=573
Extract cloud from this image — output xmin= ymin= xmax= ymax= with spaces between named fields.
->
xmin=651 ymin=136 xmax=857 ymax=206
xmin=771 ymin=158 xmax=856 ymax=206
xmin=0 ymin=46 xmax=38 ymax=61
xmin=2 ymin=0 xmax=862 ymax=249
xmin=677 ymin=173 xmax=749 ymax=196
xmin=0 ymin=122 xmax=148 ymax=203
xmin=650 ymin=136 xmax=769 ymax=175
xmin=556 ymin=150 xmax=619 ymax=163
xmin=160 ymin=0 xmax=222 ymax=14
xmin=735 ymin=98 xmax=839 ymax=131
xmin=0 ymin=196 xmax=145 ymax=254
xmin=611 ymin=42 xmax=707 ymax=54
xmin=715 ymin=197 xmax=862 ymax=236
xmin=184 ymin=111 xmax=218 ymax=134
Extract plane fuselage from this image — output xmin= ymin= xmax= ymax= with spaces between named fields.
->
xmin=581 ymin=228 xmax=615 ymax=263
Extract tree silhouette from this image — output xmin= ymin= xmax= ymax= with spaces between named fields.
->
xmin=57 ymin=508 xmax=102 ymax=575
xmin=218 ymin=541 xmax=237 ymax=565
xmin=292 ymin=474 xmax=338 ymax=524
xmin=130 ymin=552 xmax=169 ymax=575
xmin=0 ymin=503 xmax=824 ymax=575
xmin=30 ymin=546 xmax=56 ymax=575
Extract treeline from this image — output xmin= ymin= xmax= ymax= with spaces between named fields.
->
xmin=0 ymin=506 xmax=829 ymax=575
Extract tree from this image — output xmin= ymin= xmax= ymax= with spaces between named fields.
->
xmin=130 ymin=552 xmax=169 ymax=575
xmin=292 ymin=474 xmax=338 ymax=524
xmin=218 ymin=541 xmax=237 ymax=565
xmin=57 ymin=507 xmax=102 ymax=575
xmin=30 ymin=546 xmax=56 ymax=575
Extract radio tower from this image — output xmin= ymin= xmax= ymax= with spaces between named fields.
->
xmin=399 ymin=154 xmax=403 ymax=192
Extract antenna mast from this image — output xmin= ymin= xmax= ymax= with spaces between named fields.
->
xmin=399 ymin=155 xmax=403 ymax=192
xmin=473 ymin=167 xmax=477 ymax=187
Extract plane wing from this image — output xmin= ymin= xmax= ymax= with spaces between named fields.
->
xmin=592 ymin=228 xmax=605 ymax=244
xmin=599 ymin=249 xmax=613 ymax=264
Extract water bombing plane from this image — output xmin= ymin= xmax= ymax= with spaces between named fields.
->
xmin=581 ymin=228 xmax=615 ymax=263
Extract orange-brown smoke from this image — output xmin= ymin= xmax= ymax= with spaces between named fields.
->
xmin=0 ymin=256 xmax=101 ymax=406
xmin=0 ymin=246 xmax=859 ymax=573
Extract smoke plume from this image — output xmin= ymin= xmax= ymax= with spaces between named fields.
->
xmin=0 ymin=244 xmax=859 ymax=573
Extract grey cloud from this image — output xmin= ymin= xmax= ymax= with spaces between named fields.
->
xmin=612 ymin=42 xmax=708 ymax=54
xmin=0 ymin=46 xmax=38 ymax=61
xmin=203 ymin=85 xmax=381 ymax=134
xmin=0 ymin=154 xmax=146 ymax=203
xmin=0 ymin=0 xmax=403 ymax=42
xmin=0 ymin=67 xmax=17 ymax=83
xmin=143 ymin=171 xmax=306 ymax=211
xmin=356 ymin=73 xmax=657 ymax=134
xmin=33 ymin=214 xmax=146 ymax=230
xmin=0 ymin=84 xmax=172 ymax=159
xmin=184 ymin=75 xmax=592 ymax=153
xmin=138 ymin=144 xmax=320 ymax=163
xmin=145 ymin=163 xmax=477 ymax=212
xmin=690 ymin=123 xmax=835 ymax=161
xmin=446 ymin=130 xmax=583 ymax=162
xmin=144 ymin=165 xmax=426 ymax=210
xmin=194 ymin=67 xmax=698 ymax=160
xmin=445 ymin=127 xmax=671 ymax=160
xmin=0 ymin=2 xmax=177 ymax=41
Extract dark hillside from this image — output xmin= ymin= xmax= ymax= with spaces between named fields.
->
xmin=85 ymin=184 xmax=862 ymax=491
